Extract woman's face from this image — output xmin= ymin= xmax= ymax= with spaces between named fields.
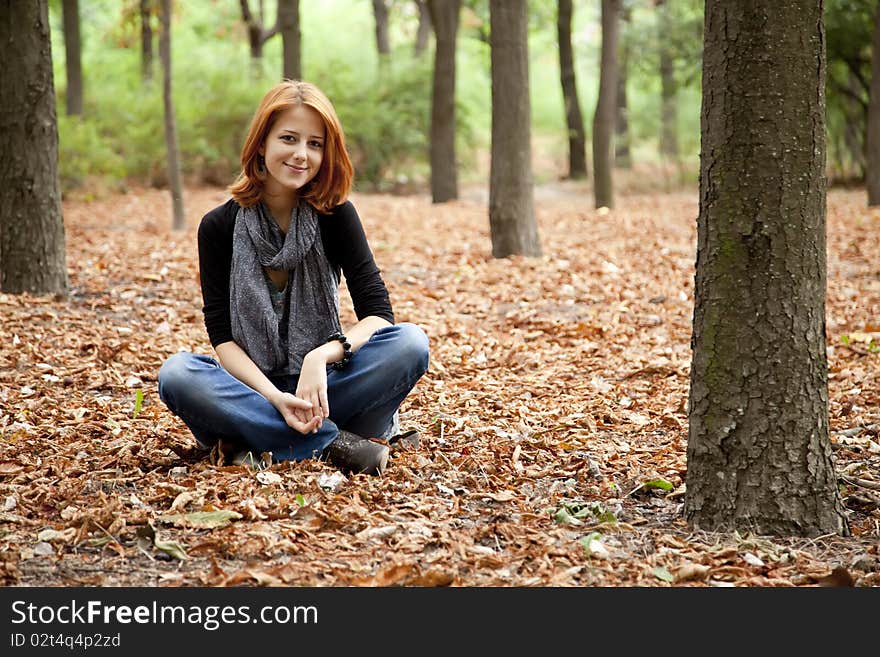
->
xmin=260 ymin=104 xmax=325 ymax=199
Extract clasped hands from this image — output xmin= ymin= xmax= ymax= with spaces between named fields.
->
xmin=269 ymin=349 xmax=331 ymax=434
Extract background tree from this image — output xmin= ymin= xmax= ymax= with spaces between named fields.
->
xmin=687 ymin=0 xmax=848 ymax=536
xmin=615 ymin=4 xmax=632 ymax=169
xmin=160 ymin=0 xmax=185 ymax=231
xmin=593 ymin=0 xmax=620 ymax=209
xmin=428 ymin=0 xmax=460 ymax=203
xmin=415 ymin=0 xmax=432 ymax=56
xmin=489 ymin=0 xmax=541 ymax=257
xmin=656 ymin=0 xmax=678 ymax=160
xmin=140 ymin=0 xmax=154 ymax=82
xmin=866 ymin=2 xmax=880 ymax=205
xmin=239 ymin=0 xmax=279 ymax=64
xmin=373 ymin=0 xmax=391 ymax=56
xmin=278 ymin=0 xmax=301 ymax=80
xmin=62 ymin=0 xmax=83 ymax=116
xmin=557 ymin=0 xmax=587 ymax=179
xmin=0 ymin=0 xmax=68 ymax=295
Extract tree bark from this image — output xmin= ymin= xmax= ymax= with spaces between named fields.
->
xmin=0 ymin=0 xmax=68 ymax=295
xmin=140 ymin=0 xmax=153 ymax=82
xmin=557 ymin=0 xmax=587 ymax=179
xmin=615 ymin=6 xmax=631 ymax=168
xmin=373 ymin=0 xmax=391 ymax=56
xmin=489 ymin=0 xmax=541 ymax=258
xmin=658 ymin=1 xmax=678 ymax=159
xmin=866 ymin=2 xmax=880 ymax=204
xmin=160 ymin=0 xmax=185 ymax=231
xmin=687 ymin=0 xmax=848 ymax=537
xmin=279 ymin=0 xmax=301 ymax=80
xmin=592 ymin=0 xmax=620 ymax=209
xmin=62 ymin=0 xmax=83 ymax=116
xmin=428 ymin=0 xmax=459 ymax=203
xmin=415 ymin=0 xmax=432 ymax=56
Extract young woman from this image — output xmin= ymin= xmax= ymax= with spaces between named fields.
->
xmin=158 ymin=80 xmax=429 ymax=475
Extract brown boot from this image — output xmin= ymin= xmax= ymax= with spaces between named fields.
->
xmin=323 ymin=430 xmax=390 ymax=476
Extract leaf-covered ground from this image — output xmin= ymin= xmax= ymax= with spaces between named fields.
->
xmin=1 ymin=184 xmax=878 ymax=587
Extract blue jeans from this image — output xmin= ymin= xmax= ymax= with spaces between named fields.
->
xmin=157 ymin=323 xmax=429 ymax=463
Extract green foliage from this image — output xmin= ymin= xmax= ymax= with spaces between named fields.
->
xmin=43 ymin=0 xmax=707 ymax=193
xmin=825 ymin=0 xmax=875 ymax=181
xmin=133 ymin=389 xmax=144 ymax=419
xmin=57 ymin=115 xmax=127 ymax=190
xmin=315 ymin=57 xmax=434 ymax=190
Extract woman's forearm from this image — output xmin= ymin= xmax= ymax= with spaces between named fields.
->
xmin=305 ymin=316 xmax=392 ymax=366
xmin=214 ymin=341 xmax=283 ymax=405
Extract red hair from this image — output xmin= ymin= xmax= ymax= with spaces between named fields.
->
xmin=229 ymin=80 xmax=353 ymax=213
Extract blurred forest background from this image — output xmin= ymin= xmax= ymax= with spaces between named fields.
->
xmin=50 ymin=0 xmax=697 ymax=195
xmin=46 ymin=0 xmax=879 ymax=198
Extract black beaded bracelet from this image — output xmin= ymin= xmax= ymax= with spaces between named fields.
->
xmin=327 ymin=332 xmax=353 ymax=370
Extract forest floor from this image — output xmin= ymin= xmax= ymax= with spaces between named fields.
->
xmin=1 ymin=182 xmax=878 ymax=587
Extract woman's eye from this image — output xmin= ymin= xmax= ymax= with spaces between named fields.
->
xmin=309 ymin=141 xmax=323 ymax=149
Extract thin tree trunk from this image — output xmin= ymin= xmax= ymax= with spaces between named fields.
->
xmin=373 ymin=0 xmax=391 ymax=56
xmin=62 ymin=0 xmax=83 ymax=116
xmin=557 ymin=0 xmax=587 ymax=179
xmin=866 ymin=2 xmax=880 ymax=204
xmin=415 ymin=0 xmax=431 ymax=56
xmin=428 ymin=0 xmax=460 ymax=203
xmin=489 ymin=0 xmax=541 ymax=258
xmin=592 ymin=0 xmax=620 ymax=209
xmin=615 ymin=7 xmax=631 ymax=168
xmin=0 ymin=0 xmax=68 ymax=295
xmin=279 ymin=0 xmax=301 ymax=80
xmin=141 ymin=0 xmax=153 ymax=82
xmin=687 ymin=0 xmax=848 ymax=537
xmin=160 ymin=0 xmax=185 ymax=231
xmin=240 ymin=0 xmax=278 ymax=65
xmin=658 ymin=1 xmax=678 ymax=159
xmin=844 ymin=71 xmax=866 ymax=181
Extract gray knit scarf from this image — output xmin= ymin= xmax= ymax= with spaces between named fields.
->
xmin=230 ymin=201 xmax=340 ymax=376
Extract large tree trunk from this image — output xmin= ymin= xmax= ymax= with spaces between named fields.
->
xmin=373 ymin=0 xmax=391 ymax=56
xmin=428 ymin=0 xmax=459 ymax=203
xmin=489 ymin=0 xmax=541 ymax=258
xmin=687 ymin=0 xmax=848 ymax=537
xmin=658 ymin=1 xmax=678 ymax=159
xmin=279 ymin=0 xmax=301 ymax=80
xmin=866 ymin=3 xmax=880 ymax=205
xmin=62 ymin=0 xmax=83 ymax=116
xmin=0 ymin=0 xmax=68 ymax=295
xmin=557 ymin=0 xmax=587 ymax=179
xmin=160 ymin=0 xmax=185 ymax=231
xmin=140 ymin=0 xmax=153 ymax=82
xmin=615 ymin=6 xmax=631 ymax=169
xmin=592 ymin=0 xmax=620 ymax=209
xmin=415 ymin=0 xmax=431 ymax=56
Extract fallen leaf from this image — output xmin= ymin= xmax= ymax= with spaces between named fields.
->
xmin=158 ymin=510 xmax=243 ymax=529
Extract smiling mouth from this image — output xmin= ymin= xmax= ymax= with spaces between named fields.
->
xmin=285 ymin=163 xmax=307 ymax=172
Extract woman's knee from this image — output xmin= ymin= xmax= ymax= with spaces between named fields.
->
xmin=158 ymin=352 xmax=210 ymax=402
xmin=394 ymin=323 xmax=430 ymax=375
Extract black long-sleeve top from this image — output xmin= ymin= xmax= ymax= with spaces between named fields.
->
xmin=197 ymin=198 xmax=394 ymax=348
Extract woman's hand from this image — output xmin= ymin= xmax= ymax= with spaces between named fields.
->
xmin=269 ymin=391 xmax=322 ymax=434
xmin=295 ymin=349 xmax=332 ymax=431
